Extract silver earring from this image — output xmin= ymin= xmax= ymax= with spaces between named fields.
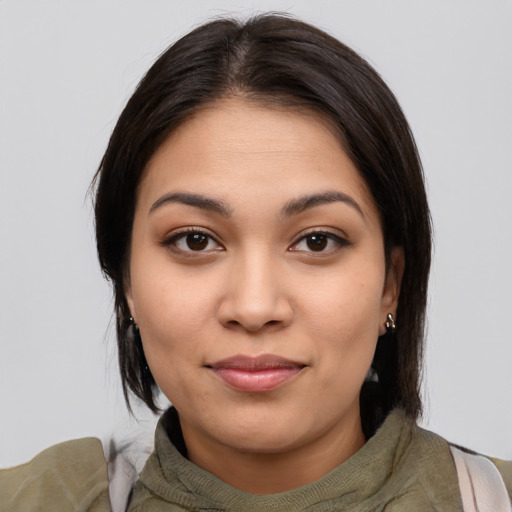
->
xmin=385 ymin=313 xmax=396 ymax=333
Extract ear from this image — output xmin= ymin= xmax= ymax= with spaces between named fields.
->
xmin=379 ymin=246 xmax=405 ymax=336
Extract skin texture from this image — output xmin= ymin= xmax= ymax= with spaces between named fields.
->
xmin=126 ymin=97 xmax=403 ymax=494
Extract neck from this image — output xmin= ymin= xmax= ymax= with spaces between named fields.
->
xmin=180 ymin=411 xmax=366 ymax=494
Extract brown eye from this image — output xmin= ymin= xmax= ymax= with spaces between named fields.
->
xmin=186 ymin=233 xmax=208 ymax=250
xmin=289 ymin=231 xmax=347 ymax=254
xmin=163 ymin=229 xmax=223 ymax=254
xmin=306 ymin=234 xmax=328 ymax=251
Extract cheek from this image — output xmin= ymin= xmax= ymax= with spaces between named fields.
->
xmin=134 ymin=278 xmax=214 ymax=406
xmin=303 ymin=266 xmax=384 ymax=338
xmin=131 ymin=265 xmax=218 ymax=367
xmin=131 ymin=241 xmax=216 ymax=325
xmin=301 ymin=265 xmax=384 ymax=382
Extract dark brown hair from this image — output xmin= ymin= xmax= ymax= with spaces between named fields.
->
xmin=93 ymin=13 xmax=431 ymax=434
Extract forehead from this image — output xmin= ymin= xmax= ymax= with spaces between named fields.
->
xmin=138 ymin=97 xmax=378 ymax=223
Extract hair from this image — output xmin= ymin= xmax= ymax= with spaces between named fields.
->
xmin=93 ymin=13 xmax=432 ymax=435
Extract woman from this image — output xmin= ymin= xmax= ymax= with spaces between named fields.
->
xmin=1 ymin=13 xmax=510 ymax=512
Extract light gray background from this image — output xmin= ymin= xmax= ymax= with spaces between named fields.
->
xmin=1 ymin=0 xmax=511 ymax=467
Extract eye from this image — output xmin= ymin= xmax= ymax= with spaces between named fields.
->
xmin=162 ymin=229 xmax=223 ymax=253
xmin=289 ymin=231 xmax=347 ymax=253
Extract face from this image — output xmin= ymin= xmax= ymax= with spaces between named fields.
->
xmin=126 ymin=98 xmax=402 ymax=461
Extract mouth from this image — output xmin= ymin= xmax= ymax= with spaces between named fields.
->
xmin=205 ymin=354 xmax=306 ymax=392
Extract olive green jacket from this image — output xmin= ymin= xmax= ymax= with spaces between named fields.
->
xmin=1 ymin=409 xmax=511 ymax=511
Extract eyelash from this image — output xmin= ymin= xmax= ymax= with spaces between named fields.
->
xmin=289 ymin=230 xmax=349 ymax=254
xmin=160 ymin=228 xmax=348 ymax=256
xmin=160 ymin=227 xmax=224 ymax=255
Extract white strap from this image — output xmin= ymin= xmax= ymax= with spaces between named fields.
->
xmin=103 ymin=434 xmax=154 ymax=512
xmin=451 ymin=446 xmax=511 ymax=512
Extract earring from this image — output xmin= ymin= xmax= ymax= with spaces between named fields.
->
xmin=129 ymin=316 xmax=139 ymax=334
xmin=129 ymin=317 xmax=150 ymax=376
xmin=385 ymin=313 xmax=396 ymax=333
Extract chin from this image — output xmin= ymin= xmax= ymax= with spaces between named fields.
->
xmin=213 ymin=407 xmax=314 ymax=454
xmin=223 ymin=427 xmax=305 ymax=454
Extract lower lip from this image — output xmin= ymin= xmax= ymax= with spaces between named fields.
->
xmin=212 ymin=367 xmax=303 ymax=392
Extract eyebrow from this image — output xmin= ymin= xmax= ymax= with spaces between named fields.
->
xmin=280 ymin=191 xmax=364 ymax=219
xmin=150 ymin=192 xmax=233 ymax=217
xmin=149 ymin=190 xmax=363 ymax=220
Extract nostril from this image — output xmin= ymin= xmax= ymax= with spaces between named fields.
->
xmin=223 ymin=317 xmax=284 ymax=333
xmin=217 ymin=292 xmax=294 ymax=332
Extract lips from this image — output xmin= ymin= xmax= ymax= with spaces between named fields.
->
xmin=206 ymin=354 xmax=306 ymax=392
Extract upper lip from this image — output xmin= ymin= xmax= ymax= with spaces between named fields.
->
xmin=206 ymin=354 xmax=306 ymax=371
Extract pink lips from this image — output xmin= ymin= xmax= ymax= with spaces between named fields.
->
xmin=207 ymin=354 xmax=305 ymax=392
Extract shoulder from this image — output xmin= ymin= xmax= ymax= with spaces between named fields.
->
xmin=489 ymin=455 xmax=512 ymax=499
xmin=400 ymin=417 xmax=511 ymax=510
xmin=451 ymin=446 xmax=512 ymax=510
xmin=0 ymin=437 xmax=110 ymax=512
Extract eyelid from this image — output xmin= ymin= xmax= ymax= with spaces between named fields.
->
xmin=159 ymin=226 xmax=348 ymax=255
xmin=288 ymin=228 xmax=349 ymax=253
xmin=160 ymin=227 xmax=224 ymax=253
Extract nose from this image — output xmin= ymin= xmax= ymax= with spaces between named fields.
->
xmin=217 ymin=251 xmax=294 ymax=333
